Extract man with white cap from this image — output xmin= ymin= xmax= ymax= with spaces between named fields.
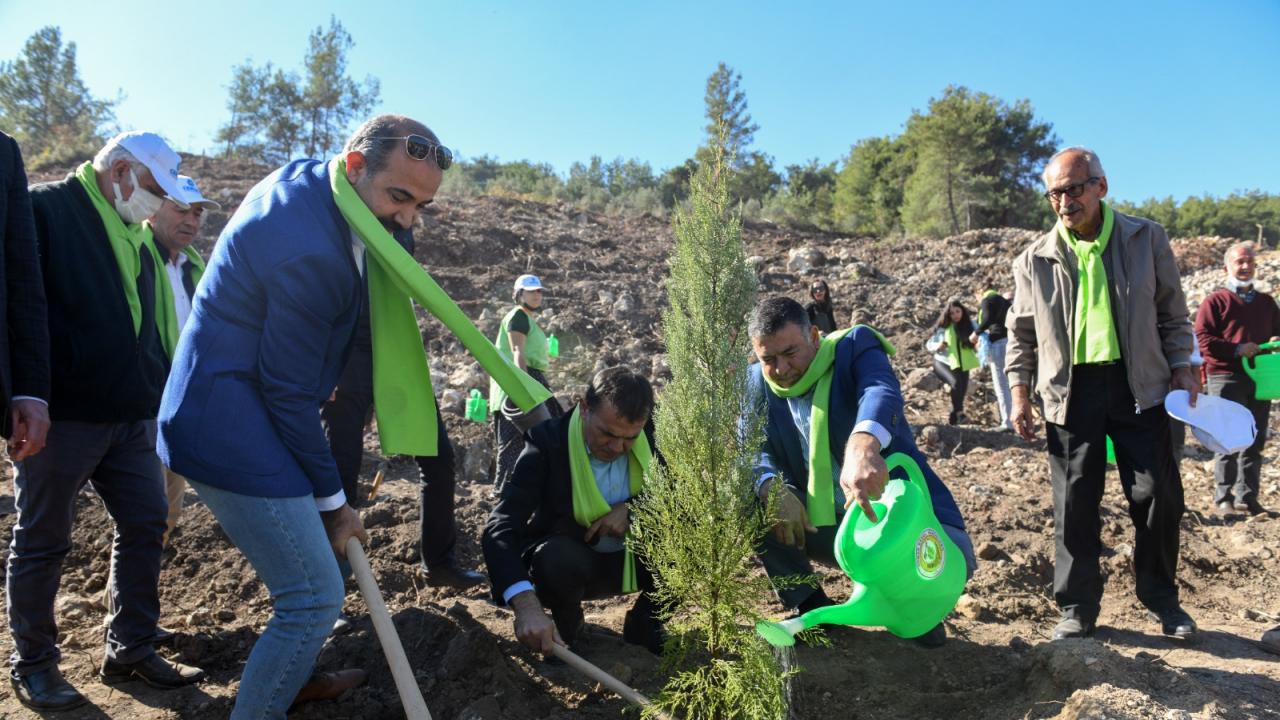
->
xmin=1194 ymin=241 xmax=1280 ymax=515
xmin=145 ymin=175 xmax=221 ymax=545
xmin=7 ymin=131 xmax=204 ymax=711
xmin=490 ymin=273 xmax=563 ymax=497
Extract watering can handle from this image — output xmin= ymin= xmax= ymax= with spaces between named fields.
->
xmin=1259 ymin=341 xmax=1280 ymax=351
xmin=883 ymin=452 xmax=927 ymax=494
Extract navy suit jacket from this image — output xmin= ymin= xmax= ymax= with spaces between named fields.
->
xmin=748 ymin=326 xmax=964 ymax=530
xmin=158 ymin=159 xmax=362 ymax=499
xmin=0 ymin=132 xmax=50 ymax=436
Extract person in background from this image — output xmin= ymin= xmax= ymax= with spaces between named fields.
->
xmin=969 ymin=282 xmax=1013 ymax=431
xmin=927 ymin=299 xmax=978 ymax=426
xmin=490 ymin=274 xmax=563 ymax=497
xmin=9 ymin=131 xmax=204 ymax=711
xmin=144 ymin=177 xmax=220 ymax=546
xmin=805 ymin=279 xmax=838 ymax=335
xmin=1194 ymin=240 xmax=1280 ymax=515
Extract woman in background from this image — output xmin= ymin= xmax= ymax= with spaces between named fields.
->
xmin=927 ymin=299 xmax=979 ymax=425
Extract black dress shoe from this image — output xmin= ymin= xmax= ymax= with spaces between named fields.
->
xmin=910 ymin=622 xmax=947 ymax=648
xmin=622 ymin=605 xmax=666 ymax=655
xmin=1148 ymin=606 xmax=1197 ymax=640
xmin=792 ymin=588 xmax=835 ymax=617
xmin=101 ymin=653 xmax=205 ymax=689
xmin=152 ymin=625 xmax=177 ymax=646
xmin=1051 ymin=615 xmax=1096 ymax=640
xmin=425 ymin=563 xmax=485 ymax=589
xmin=10 ymin=667 xmax=88 ymax=711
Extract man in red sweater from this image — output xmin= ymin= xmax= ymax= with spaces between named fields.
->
xmin=1194 ymin=241 xmax=1280 ymax=515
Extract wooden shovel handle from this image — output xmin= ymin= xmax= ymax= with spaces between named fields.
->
xmin=347 ymin=537 xmax=432 ymax=720
xmin=547 ymin=644 xmax=673 ymax=719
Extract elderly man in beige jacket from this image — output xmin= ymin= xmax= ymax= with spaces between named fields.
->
xmin=1006 ymin=147 xmax=1200 ymax=643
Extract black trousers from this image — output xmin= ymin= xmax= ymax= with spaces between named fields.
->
xmin=1206 ymin=372 xmax=1271 ymax=505
xmin=932 ymin=359 xmax=969 ymax=418
xmin=321 ymin=344 xmax=459 ymax=568
xmin=1045 ymin=362 xmax=1185 ymax=621
xmin=525 ymin=534 xmax=656 ymax=642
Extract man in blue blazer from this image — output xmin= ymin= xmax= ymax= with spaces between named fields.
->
xmin=157 ymin=115 xmax=444 ymax=716
xmin=747 ymin=297 xmax=974 ymax=647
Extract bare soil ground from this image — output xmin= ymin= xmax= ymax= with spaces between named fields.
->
xmin=2 ymin=158 xmax=1277 ymax=718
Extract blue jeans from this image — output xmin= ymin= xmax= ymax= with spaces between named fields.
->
xmin=187 ymin=480 xmax=343 ymax=719
xmin=987 ymin=338 xmax=1012 ymax=428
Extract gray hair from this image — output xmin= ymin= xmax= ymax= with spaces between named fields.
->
xmin=345 ymin=114 xmax=438 ymax=175
xmin=748 ymin=296 xmax=811 ymax=339
xmin=1042 ymin=146 xmax=1106 ymax=187
xmin=1226 ymin=241 xmax=1259 ymax=264
xmin=91 ymin=139 xmax=142 ymax=175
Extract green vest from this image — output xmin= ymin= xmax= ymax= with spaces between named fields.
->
xmin=490 ymin=306 xmax=549 ymax=412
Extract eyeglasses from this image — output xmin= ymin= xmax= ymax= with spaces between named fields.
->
xmin=370 ymin=135 xmax=454 ymax=170
xmin=1043 ymin=177 xmax=1099 ymax=203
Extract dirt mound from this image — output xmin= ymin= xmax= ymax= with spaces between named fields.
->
xmin=5 ymin=155 xmax=1278 ymax=719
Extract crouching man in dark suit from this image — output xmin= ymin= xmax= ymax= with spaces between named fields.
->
xmin=483 ymin=366 xmax=664 ymax=655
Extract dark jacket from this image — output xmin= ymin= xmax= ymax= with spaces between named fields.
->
xmin=748 ymin=327 xmax=964 ymax=530
xmin=806 ymin=301 xmax=838 ymax=334
xmin=158 ymin=159 xmax=362 ymax=499
xmin=0 ymin=133 xmax=50 ymax=437
xmin=975 ymin=293 xmax=1010 ymax=342
xmin=482 ymin=411 xmax=657 ymax=603
xmin=29 ymin=171 xmax=166 ymax=423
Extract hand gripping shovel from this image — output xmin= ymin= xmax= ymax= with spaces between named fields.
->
xmin=346 ymin=537 xmax=433 ymax=719
xmin=756 ymin=452 xmax=966 ymax=646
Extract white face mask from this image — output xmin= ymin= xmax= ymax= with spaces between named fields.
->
xmin=1226 ymin=276 xmax=1255 ymax=292
xmin=112 ymin=167 xmax=165 ymax=224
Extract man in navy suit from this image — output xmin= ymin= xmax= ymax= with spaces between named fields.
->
xmin=747 ymin=297 xmax=974 ymax=647
xmin=158 ymin=115 xmax=443 ymax=716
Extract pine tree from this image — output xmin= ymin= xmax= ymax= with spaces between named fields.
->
xmin=0 ymin=26 xmax=116 ymax=168
xmin=630 ymin=136 xmax=791 ymax=720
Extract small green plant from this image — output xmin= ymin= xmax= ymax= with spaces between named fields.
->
xmin=630 ymin=136 xmax=791 ymax=720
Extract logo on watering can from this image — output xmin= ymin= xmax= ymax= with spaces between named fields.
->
xmin=915 ymin=528 xmax=945 ymax=579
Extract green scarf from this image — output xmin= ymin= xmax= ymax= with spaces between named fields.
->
xmin=144 ymin=237 xmax=205 ymax=359
xmin=761 ymin=326 xmax=895 ymax=527
xmin=329 ymin=159 xmax=552 ymax=456
xmin=568 ymin=405 xmax=652 ymax=593
xmin=1058 ymin=201 xmax=1121 ymax=364
xmin=490 ymin=305 xmax=550 ymax=414
xmin=74 ymin=162 xmax=151 ymax=336
xmin=945 ymin=324 xmax=979 ymax=371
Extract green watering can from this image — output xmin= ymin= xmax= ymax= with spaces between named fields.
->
xmin=465 ymin=389 xmax=488 ymax=423
xmin=755 ymin=452 xmax=966 ymax=647
xmin=1243 ymin=340 xmax=1280 ymax=400
xmin=547 ymin=334 xmax=560 ymax=358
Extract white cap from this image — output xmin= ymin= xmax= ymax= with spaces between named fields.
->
xmin=1164 ymin=389 xmax=1257 ymax=455
xmin=514 ymin=274 xmax=544 ymax=292
xmin=173 ymin=175 xmax=221 ymax=211
xmin=114 ymin=131 xmax=185 ymax=203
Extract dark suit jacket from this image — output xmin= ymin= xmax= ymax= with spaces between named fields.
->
xmin=158 ymin=159 xmax=362 ymax=499
xmin=748 ymin=326 xmax=965 ymax=530
xmin=0 ymin=133 xmax=50 ymax=437
xmin=482 ymin=412 xmax=657 ymax=603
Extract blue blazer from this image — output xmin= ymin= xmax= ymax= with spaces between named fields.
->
xmin=158 ymin=159 xmax=361 ymax=499
xmin=748 ymin=327 xmax=964 ymax=530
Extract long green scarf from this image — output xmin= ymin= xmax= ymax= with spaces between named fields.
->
xmin=490 ymin=305 xmax=549 ymax=414
xmin=74 ymin=162 xmax=150 ymax=336
xmin=945 ymin=324 xmax=978 ymax=371
xmin=761 ymin=326 xmax=895 ymax=527
xmin=1058 ymin=201 xmax=1120 ymax=364
xmin=144 ymin=238 xmax=205 ymax=359
xmin=568 ymin=405 xmax=652 ymax=593
xmin=329 ymin=159 xmax=552 ymax=456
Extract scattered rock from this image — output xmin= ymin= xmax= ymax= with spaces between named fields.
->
xmin=786 ymin=247 xmax=826 ymax=273
xmin=449 ymin=363 xmax=488 ymax=391
xmin=955 ymin=594 xmax=984 ymax=620
xmin=440 ymin=388 xmax=466 ymax=417
xmin=976 ymin=542 xmax=1002 ymax=561
xmin=906 ymin=367 xmax=943 ymax=392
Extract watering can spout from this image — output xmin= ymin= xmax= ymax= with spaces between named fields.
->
xmin=755 ymin=453 xmax=966 ymax=646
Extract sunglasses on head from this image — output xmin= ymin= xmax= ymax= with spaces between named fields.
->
xmin=371 ymin=135 xmax=454 ymax=170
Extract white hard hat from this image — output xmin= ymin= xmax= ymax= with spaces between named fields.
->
xmin=514 ymin=274 xmax=544 ymax=292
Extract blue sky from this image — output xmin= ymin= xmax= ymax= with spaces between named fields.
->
xmin=2 ymin=0 xmax=1277 ymax=202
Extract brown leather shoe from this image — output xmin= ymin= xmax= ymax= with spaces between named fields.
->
xmin=291 ymin=668 xmax=367 ymax=707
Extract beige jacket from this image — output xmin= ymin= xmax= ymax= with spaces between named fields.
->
xmin=1005 ymin=209 xmax=1193 ymax=425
